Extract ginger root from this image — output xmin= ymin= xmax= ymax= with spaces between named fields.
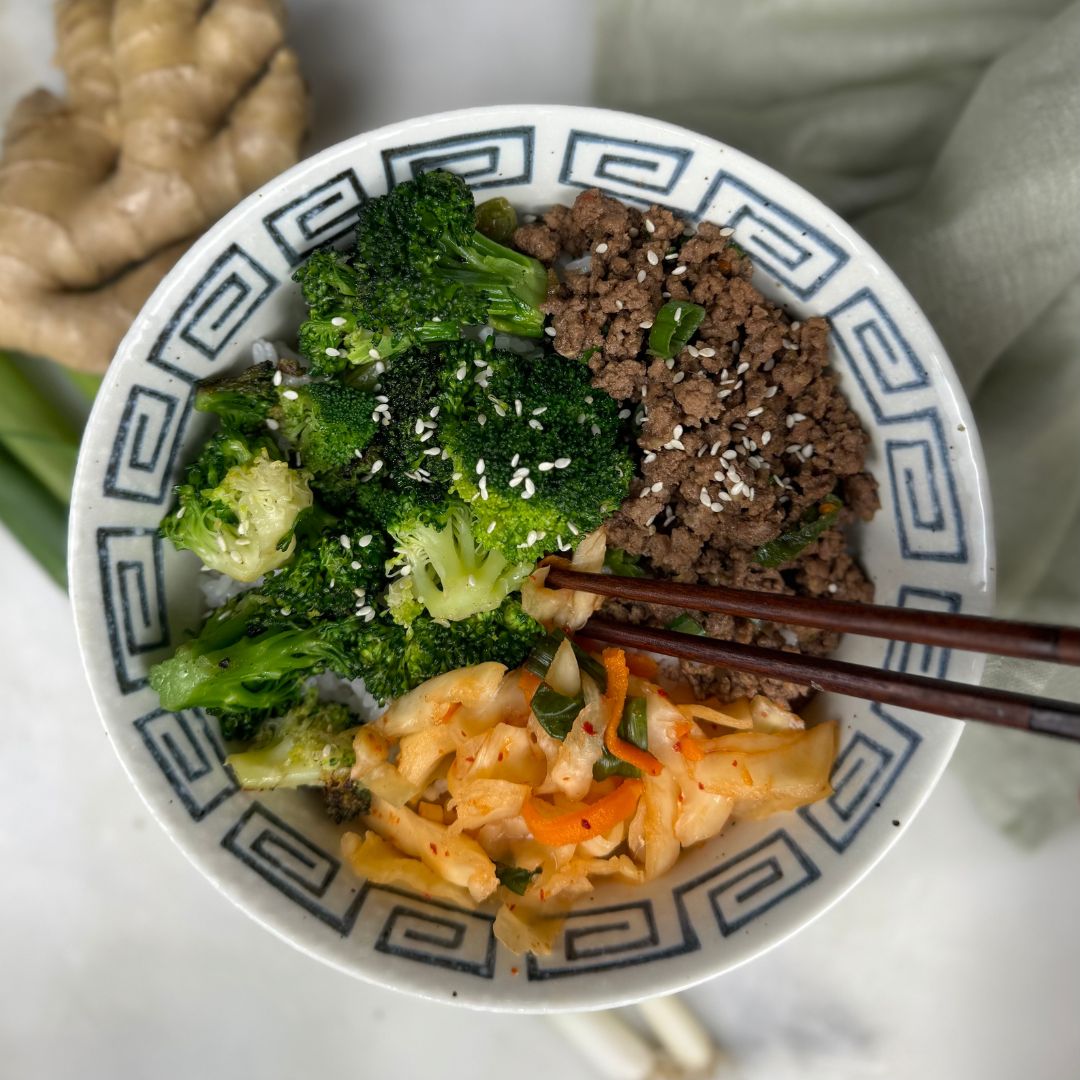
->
xmin=0 ymin=0 xmax=308 ymax=373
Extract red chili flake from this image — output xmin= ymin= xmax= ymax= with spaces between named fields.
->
xmin=539 ymin=889 xmax=546 ymax=901
xmin=510 ymin=967 xmax=519 ymax=976
xmin=732 ymin=760 xmax=738 ymax=767
xmin=697 ymin=782 xmax=705 ymax=790
xmin=582 ymin=721 xmax=596 ymax=736
xmin=466 ymin=755 xmax=475 ymax=763
xmin=497 ymin=751 xmax=504 ymax=762
xmin=429 ymin=843 xmax=438 ymax=855
xmin=672 ymin=740 xmax=682 ymax=753
xmin=656 ymin=688 xmax=668 ymax=698
xmin=581 ymin=818 xmax=591 ymax=830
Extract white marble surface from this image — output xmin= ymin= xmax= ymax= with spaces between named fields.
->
xmin=2 ymin=2 xmax=1079 ymax=1077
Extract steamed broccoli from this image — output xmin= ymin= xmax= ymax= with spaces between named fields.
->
xmin=224 ymin=691 xmax=372 ymax=822
xmin=260 ymin=512 xmax=390 ymax=621
xmin=292 ymin=171 xmax=548 ymax=374
xmin=148 ymin=592 xmax=369 ymax=741
xmin=385 ymin=501 xmax=530 ymax=624
xmin=436 ymin=340 xmax=634 ymax=560
xmin=355 ymin=599 xmax=544 ymax=704
xmin=194 ymin=361 xmax=279 ymax=433
xmin=160 ymin=431 xmax=313 ymax=582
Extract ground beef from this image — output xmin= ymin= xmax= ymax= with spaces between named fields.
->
xmin=514 ymin=190 xmax=880 ymax=705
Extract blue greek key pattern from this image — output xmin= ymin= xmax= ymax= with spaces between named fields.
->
xmin=560 ymin=130 xmax=693 ymax=201
xmin=221 ymin=804 xmax=366 ymax=934
xmin=135 ymin=708 xmax=237 ymax=821
xmin=263 ymin=169 xmax=366 ymax=264
xmin=884 ymin=586 xmax=962 ymax=679
xmin=374 ymin=889 xmax=496 ymax=978
xmin=105 ymin=384 xmax=189 ymax=504
xmin=97 ymin=526 xmax=170 ymax=693
xmin=382 ymin=127 xmax=534 ymax=191
xmin=149 ymin=244 xmax=276 ymax=382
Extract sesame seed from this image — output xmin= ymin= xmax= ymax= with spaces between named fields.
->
xmin=700 ymin=488 xmax=711 ymax=507
xmin=618 ymin=408 xmax=631 ymax=419
xmin=720 ymin=226 xmax=735 ymax=237
xmin=792 ymin=412 xmax=807 ymax=422
xmin=331 ymin=316 xmax=347 ymax=327
xmin=791 ymin=321 xmax=802 ymax=331
xmin=762 ymin=431 xmax=772 ymax=446
xmin=510 ymin=453 xmax=520 ymax=468
xmin=828 ymin=583 xmax=838 ymax=594
xmin=782 ymin=338 xmax=798 ymax=351
xmin=523 ymin=479 xmax=536 ymax=499
xmin=786 ymin=415 xmax=797 ymax=429
xmin=637 ymin=270 xmax=647 ymax=284
xmin=339 ymin=535 xmax=351 ymax=550
xmin=281 ymin=389 xmax=299 ymax=401
xmin=538 ymin=462 xmax=554 ymax=472
xmin=763 ymin=358 xmax=776 ymax=372
xmin=674 ymin=306 xmax=683 ymax=323
xmin=271 ymin=370 xmax=283 ymax=387
xmin=802 ymin=444 xmax=815 ymax=459
xmin=650 ymin=481 xmax=663 ymax=493
xmin=672 ymin=265 xmax=687 ymax=276
xmin=529 ymin=419 xmax=543 ymax=431
xmin=643 ymin=452 xmax=657 ymax=464
xmin=699 ymin=347 xmax=716 ymax=358
xmin=265 ymin=417 xmax=279 ymax=430
xmin=595 ymin=242 xmax=608 ymax=254
xmin=718 ymin=491 xmax=732 ymax=502
xmin=477 ymin=414 xmax=487 ymax=427
xmin=479 ymin=476 xmax=489 ymax=500
xmin=487 ymin=521 xmax=497 ymax=534
xmin=673 ymin=372 xmax=686 ymax=383
xmin=665 ymin=357 xmax=676 ymax=371
xmin=687 ymin=345 xmax=700 ymax=358
xmin=369 ymin=459 xmax=383 ymax=475
xmin=509 ymin=475 xmax=523 ymax=488
xmin=645 ymin=218 xmax=656 ymax=234
xmin=532 ymin=406 xmax=548 ymax=416
xmin=476 ymin=458 xmax=485 ymax=476
xmin=544 ymin=326 xmax=557 ymax=337
xmin=456 ymin=366 xmax=467 ymax=380
xmin=747 ymin=407 xmax=764 ymax=417
xmin=673 ymin=425 xmax=684 ymax=438
xmin=765 ymin=386 xmax=779 ymax=398
xmin=324 ymin=347 xmax=341 ymax=358
xmin=665 ymin=251 xmax=678 ymax=261
xmin=711 ymin=501 xmax=724 ymax=512
xmin=590 ymin=424 xmax=601 ymax=436
xmin=723 ymin=449 xmax=738 ymax=460
xmin=555 ymin=457 xmax=571 ymax=469
xmin=736 ymin=362 xmax=750 ymax=375
xmin=786 ymin=444 xmax=803 ymax=454
xmin=369 ymin=348 xmax=381 ymax=360
xmin=647 ymin=249 xmax=659 ymax=266
xmin=568 ymin=522 xmax=579 ymax=536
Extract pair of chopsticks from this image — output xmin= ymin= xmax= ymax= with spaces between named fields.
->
xmin=544 ymin=567 xmax=1080 ymax=742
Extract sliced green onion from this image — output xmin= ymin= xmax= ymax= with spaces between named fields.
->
xmin=667 ymin=614 xmax=705 ymax=635
xmin=593 ymin=697 xmax=648 ymax=781
xmin=604 ymin=547 xmax=646 ymax=578
xmin=526 ymin=631 xmax=607 ymax=692
xmin=0 ymin=444 xmax=68 ymax=588
xmin=495 ymin=862 xmax=541 ymax=895
xmin=0 ymin=352 xmax=81 ymax=504
xmin=531 ymin=683 xmax=584 ymax=741
xmin=475 ymin=197 xmax=518 ymax=245
xmin=648 ymin=300 xmax=706 ymax=359
xmin=755 ymin=494 xmax=843 ymax=568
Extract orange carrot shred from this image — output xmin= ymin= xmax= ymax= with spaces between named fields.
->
xmin=518 ymin=669 xmax=542 ymax=705
xmin=522 ymin=779 xmax=644 ymax=846
xmin=602 ymin=649 xmax=663 ymax=776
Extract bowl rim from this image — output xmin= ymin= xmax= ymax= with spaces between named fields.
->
xmin=69 ymin=103 xmax=995 ymax=1012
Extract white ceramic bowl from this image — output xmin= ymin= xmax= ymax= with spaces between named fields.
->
xmin=69 ymin=105 xmax=992 ymax=1012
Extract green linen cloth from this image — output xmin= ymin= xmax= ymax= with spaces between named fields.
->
xmin=596 ymin=0 xmax=1080 ymax=845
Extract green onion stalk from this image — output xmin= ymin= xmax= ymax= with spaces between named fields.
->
xmin=0 ymin=351 xmax=98 ymax=587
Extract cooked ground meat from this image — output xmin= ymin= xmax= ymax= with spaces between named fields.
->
xmin=514 ymin=189 xmax=880 ymax=705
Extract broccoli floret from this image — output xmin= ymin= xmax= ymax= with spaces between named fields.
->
xmin=261 ymin=513 xmax=390 ymax=621
xmin=436 ymin=340 xmax=634 ymax=560
xmin=224 ymin=690 xmax=373 ymax=822
xmin=160 ymin=431 xmax=313 ymax=582
xmin=386 ymin=501 xmax=530 ymax=624
xmin=354 ymin=599 xmax=544 ymax=703
xmin=194 ymin=362 xmax=279 ymax=432
xmin=291 ymin=173 xmax=548 ymax=374
xmin=293 ymin=248 xmax=458 ymax=375
xmin=274 ymin=380 xmax=380 ymax=493
xmin=148 ymin=592 xmax=369 ymax=739
xmin=354 ymin=170 xmax=547 ymax=339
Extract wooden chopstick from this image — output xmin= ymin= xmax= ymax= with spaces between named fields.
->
xmin=580 ymin=617 xmax=1080 ymax=742
xmin=544 ymin=567 xmax=1080 ymax=666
